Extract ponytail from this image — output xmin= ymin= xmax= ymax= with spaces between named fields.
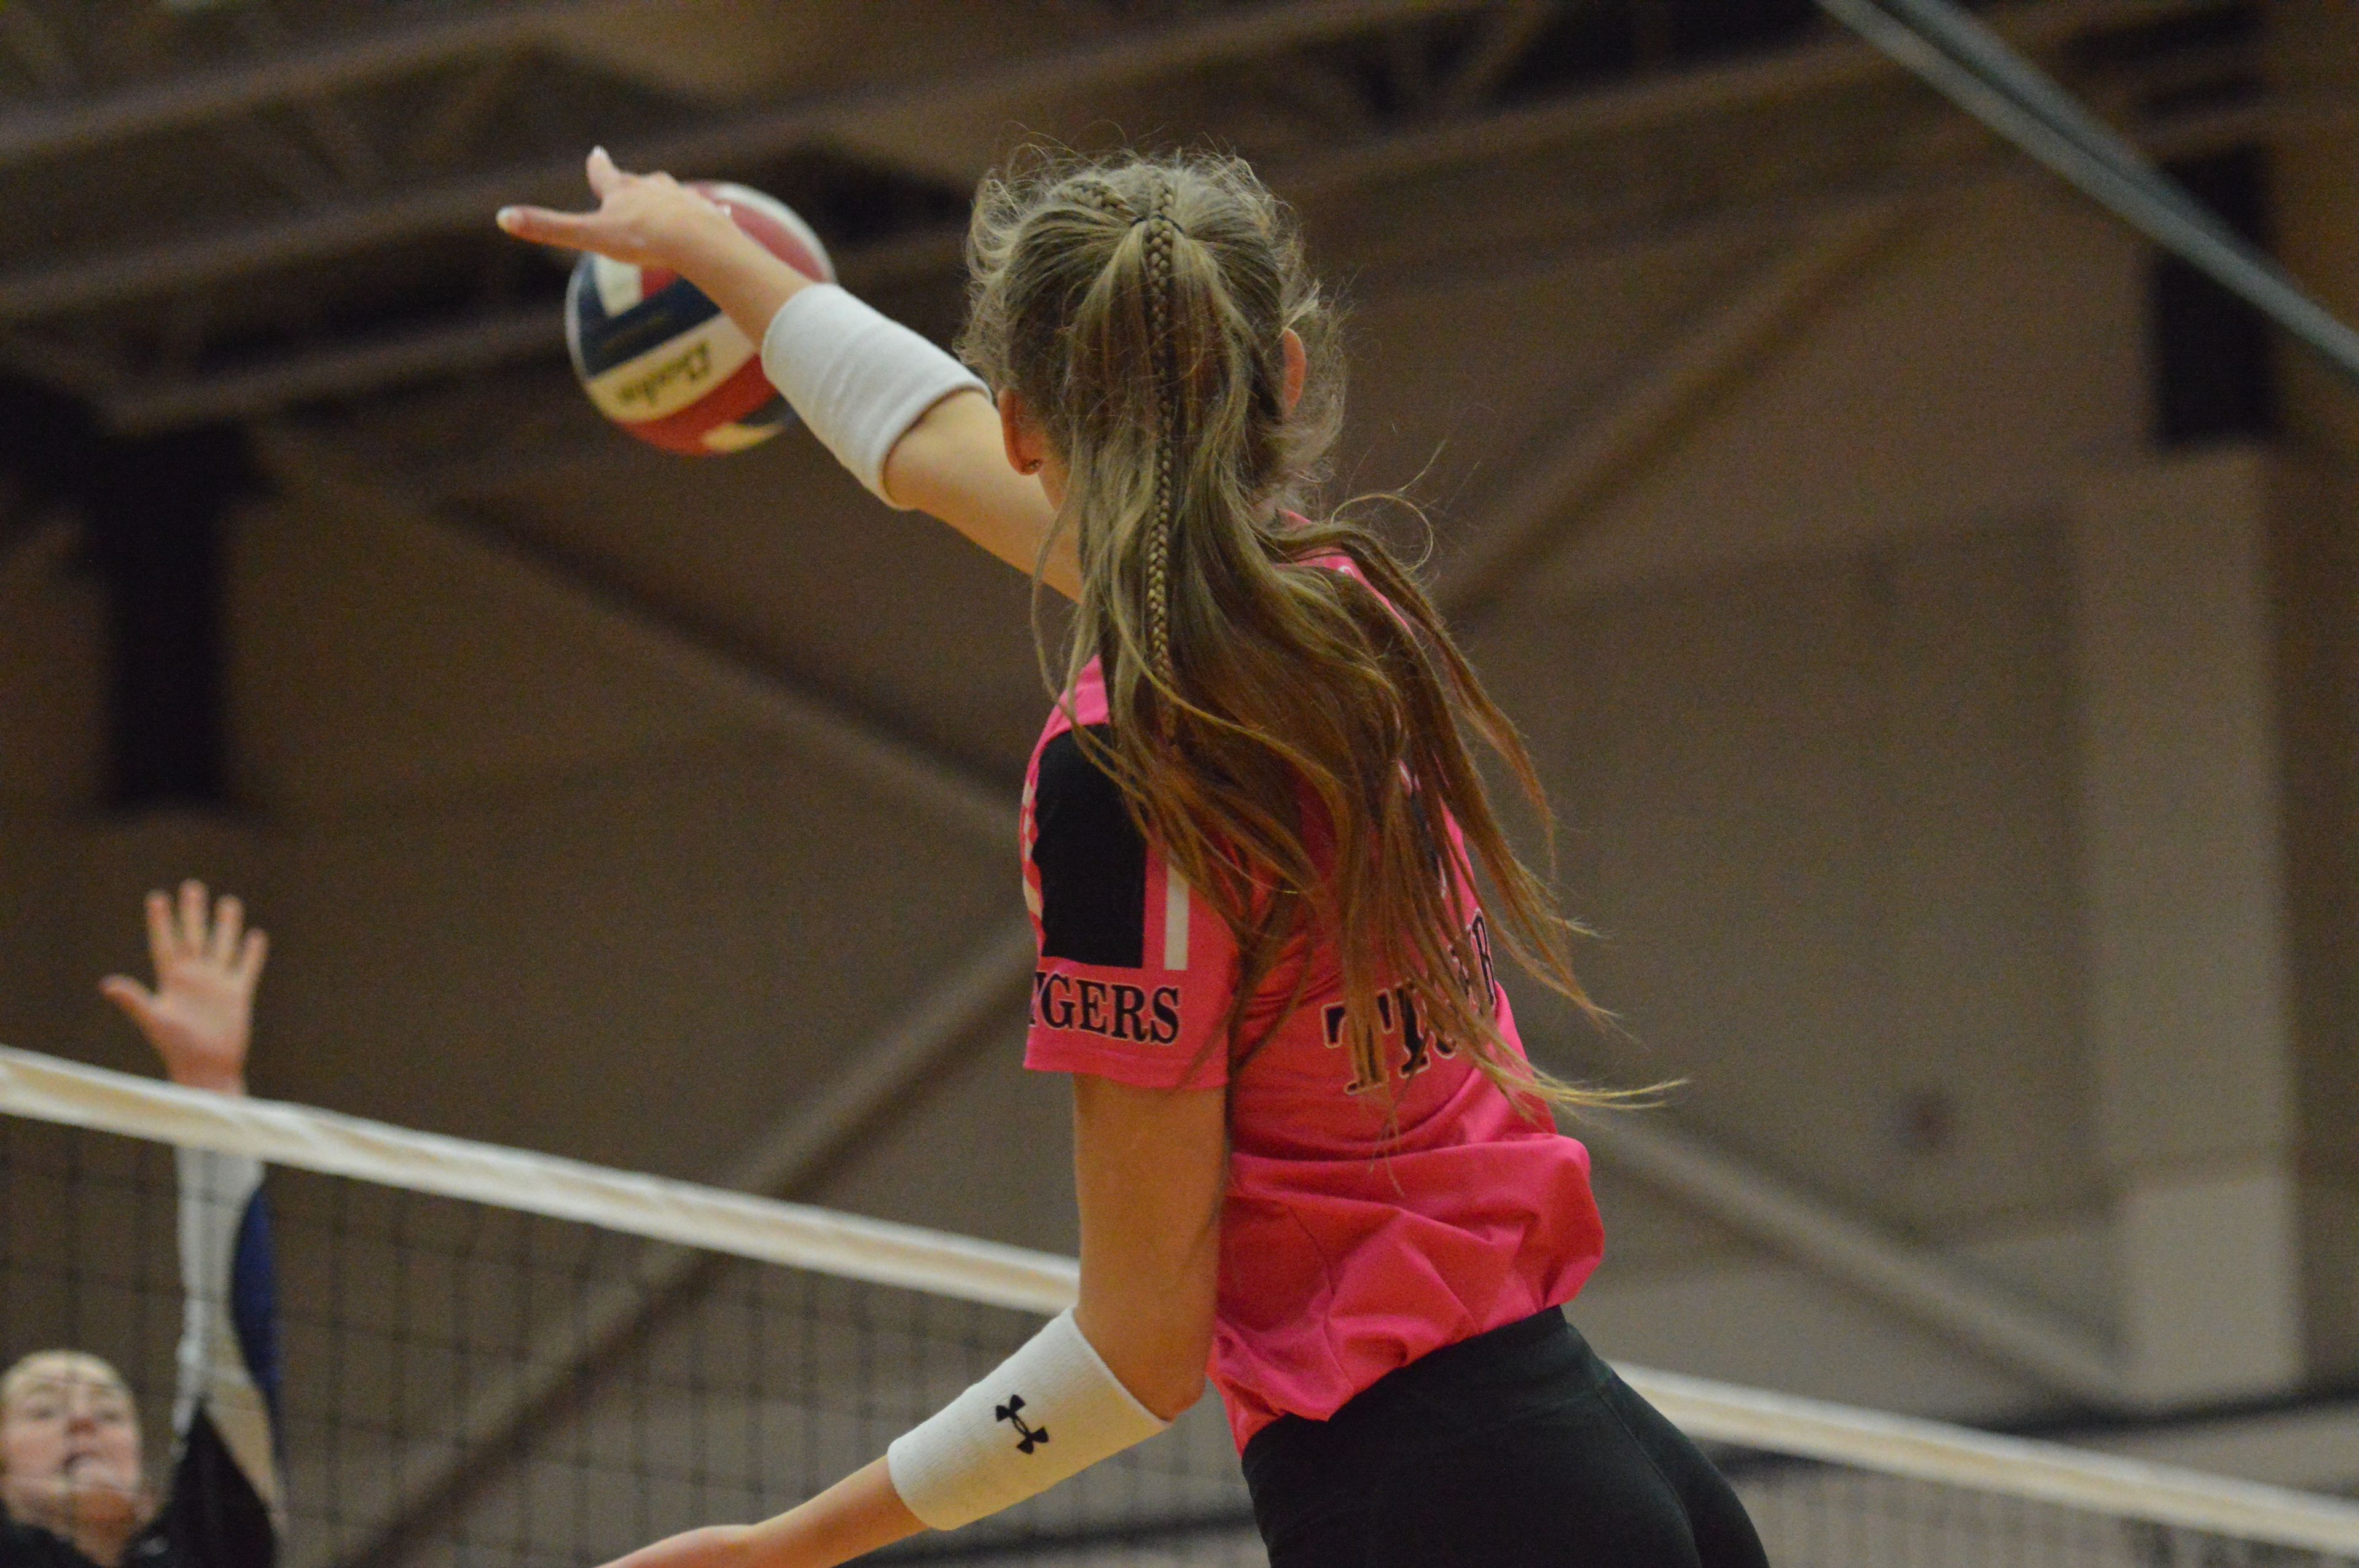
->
xmin=962 ymin=149 xmax=1637 ymax=1115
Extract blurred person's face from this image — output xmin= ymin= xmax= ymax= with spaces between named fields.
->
xmin=0 ymin=1352 xmax=146 ymax=1535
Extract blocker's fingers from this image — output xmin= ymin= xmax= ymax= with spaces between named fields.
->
xmin=177 ymin=880 xmax=208 ymax=956
xmin=210 ymin=896 xmax=245 ymax=965
xmin=143 ymin=891 xmax=174 ymax=976
xmin=236 ymin=929 xmax=269 ymax=989
xmin=100 ymin=976 xmax=158 ymax=1031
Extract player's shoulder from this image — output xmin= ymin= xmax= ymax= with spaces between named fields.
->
xmin=1030 ymin=659 xmax=1111 ymax=755
xmin=1032 ymin=726 xmax=1135 ymax=852
xmin=1028 ymin=724 xmax=1156 ymax=968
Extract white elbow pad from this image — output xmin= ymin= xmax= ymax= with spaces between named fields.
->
xmin=759 ymin=284 xmax=988 ymax=505
xmin=886 ymin=1309 xmax=1170 ymax=1531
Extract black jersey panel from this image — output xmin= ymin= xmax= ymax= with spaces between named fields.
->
xmin=160 ymin=1410 xmax=276 ymax=1568
xmin=0 ymin=1516 xmax=100 ymax=1566
xmin=1033 ymin=728 xmax=1149 ymax=969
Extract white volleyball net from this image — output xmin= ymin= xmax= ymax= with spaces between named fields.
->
xmin=4 ymin=1043 xmax=2355 ymax=1568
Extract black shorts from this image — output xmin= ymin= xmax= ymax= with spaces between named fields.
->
xmin=1241 ymin=1309 xmax=1769 ymax=1568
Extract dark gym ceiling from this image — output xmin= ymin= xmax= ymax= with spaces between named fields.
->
xmin=0 ymin=0 xmax=2269 ymax=442
xmin=0 ymin=0 xmax=2291 ymax=811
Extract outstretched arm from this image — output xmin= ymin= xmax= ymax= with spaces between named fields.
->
xmin=1065 ymin=1077 xmax=1226 ymax=1420
xmin=882 ymin=389 xmax=1076 ymax=598
xmin=588 ymin=1077 xmax=1224 ymax=1568
xmin=499 ymin=152 xmax=1075 ymax=596
xmin=105 ymin=882 xmax=285 ymax=1567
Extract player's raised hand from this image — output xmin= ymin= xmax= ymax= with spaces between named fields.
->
xmin=497 ymin=147 xmax=746 ymax=272
xmin=100 ymin=880 xmax=267 ymax=1098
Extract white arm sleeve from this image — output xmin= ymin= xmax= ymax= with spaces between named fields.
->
xmin=758 ymin=284 xmax=988 ymax=505
xmin=886 ymin=1309 xmax=1172 ymax=1531
xmin=174 ymin=1146 xmax=286 ymax=1529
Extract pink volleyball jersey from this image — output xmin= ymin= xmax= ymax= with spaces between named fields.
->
xmin=1018 ymin=570 xmax=1606 ymax=1452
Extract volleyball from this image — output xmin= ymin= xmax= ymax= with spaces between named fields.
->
xmin=565 ymin=182 xmax=834 ymax=456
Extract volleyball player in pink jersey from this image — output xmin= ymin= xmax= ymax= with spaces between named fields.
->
xmin=501 ymin=148 xmax=1767 ymax=1567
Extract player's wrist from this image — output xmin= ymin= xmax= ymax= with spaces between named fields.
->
xmin=166 ymin=1063 xmax=247 ymax=1097
xmin=671 ymin=208 xmax=785 ymax=291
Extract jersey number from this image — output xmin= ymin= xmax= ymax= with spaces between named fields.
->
xmin=1319 ymin=916 xmax=1501 ymax=1094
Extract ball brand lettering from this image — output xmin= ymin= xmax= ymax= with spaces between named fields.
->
xmin=617 ymin=341 xmax=712 ymax=407
xmin=1032 ymin=970 xmax=1182 ymax=1045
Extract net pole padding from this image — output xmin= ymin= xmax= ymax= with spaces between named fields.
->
xmin=1622 ymin=1366 xmax=2359 ymax=1558
xmin=12 ymin=1044 xmax=2359 ymax=1558
xmin=0 ymin=1043 xmax=1079 ymax=1316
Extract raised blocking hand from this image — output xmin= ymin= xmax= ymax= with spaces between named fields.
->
xmin=100 ymin=880 xmax=267 ymax=1098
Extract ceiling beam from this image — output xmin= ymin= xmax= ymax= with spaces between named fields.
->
xmin=103 ymin=225 xmax=964 ymax=432
xmin=1286 ymin=0 xmax=2234 ymax=199
xmin=1420 ymin=74 xmax=2359 ymax=620
xmin=1 ymin=0 xmax=2223 ymax=327
xmin=1430 ymin=0 xmax=1560 ymax=117
xmin=111 ymin=307 xmax=557 ymax=434
xmin=0 ymin=327 xmax=124 ymax=400
xmin=88 ymin=0 xmax=2256 ymax=432
xmin=0 ymin=0 xmax=640 ymax=168
xmin=0 ymin=0 xmax=1493 ymax=326
xmin=1578 ymin=1111 xmax=2129 ymax=1404
xmin=1438 ymin=200 xmax=1919 ymax=622
xmin=255 ymin=425 xmax=1014 ymax=844
xmin=0 ymin=1 xmax=82 ymax=96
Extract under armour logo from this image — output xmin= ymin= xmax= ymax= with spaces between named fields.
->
xmin=995 ymin=1394 xmax=1049 ymax=1454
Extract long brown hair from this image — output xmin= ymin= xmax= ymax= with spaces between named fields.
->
xmin=961 ymin=149 xmax=1625 ymax=1114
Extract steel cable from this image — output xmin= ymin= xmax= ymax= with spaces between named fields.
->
xmin=1815 ymin=0 xmax=2359 ymax=386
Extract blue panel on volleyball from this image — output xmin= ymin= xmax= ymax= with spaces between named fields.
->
xmin=566 ymin=267 xmax=723 ymax=376
xmin=563 ymin=182 xmax=835 ymax=458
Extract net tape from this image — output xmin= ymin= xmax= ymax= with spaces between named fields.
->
xmin=6 ymin=1043 xmax=2357 ymax=1562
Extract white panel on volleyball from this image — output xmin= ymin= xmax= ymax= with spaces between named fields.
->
xmin=699 ymin=418 xmax=783 ymax=454
xmin=590 ymin=254 xmax=649 ymax=316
